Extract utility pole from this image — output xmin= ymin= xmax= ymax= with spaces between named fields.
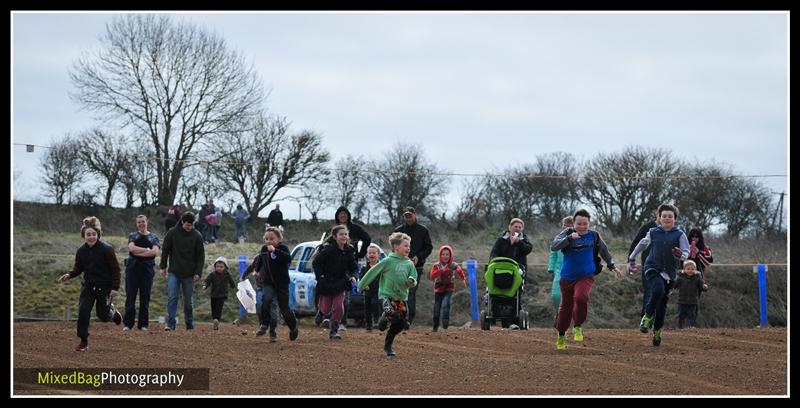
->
xmin=774 ymin=191 xmax=785 ymax=232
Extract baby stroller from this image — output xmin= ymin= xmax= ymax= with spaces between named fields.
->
xmin=480 ymin=257 xmax=529 ymax=330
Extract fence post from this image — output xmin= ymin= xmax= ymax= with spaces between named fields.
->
xmin=238 ymin=255 xmax=248 ymax=317
xmin=467 ymin=259 xmax=479 ymax=322
xmin=754 ymin=264 xmax=768 ymax=327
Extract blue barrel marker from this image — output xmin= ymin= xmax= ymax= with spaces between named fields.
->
xmin=467 ymin=259 xmax=479 ymax=321
xmin=238 ymin=255 xmax=247 ymax=316
xmin=756 ymin=264 xmax=768 ymax=327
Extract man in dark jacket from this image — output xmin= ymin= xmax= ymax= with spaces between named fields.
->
xmin=393 ymin=207 xmax=433 ymax=326
xmin=159 ymin=212 xmax=205 ymax=331
xmin=267 ymin=204 xmax=284 ymax=229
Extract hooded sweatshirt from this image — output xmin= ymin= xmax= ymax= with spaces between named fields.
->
xmin=430 ymin=245 xmax=466 ymax=294
xmin=333 ymin=206 xmax=372 ymax=260
xmin=203 ymin=256 xmax=236 ymax=299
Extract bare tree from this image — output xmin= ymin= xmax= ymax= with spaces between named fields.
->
xmin=118 ymin=142 xmax=158 ymax=208
xmin=671 ymin=161 xmax=736 ymax=231
xmin=452 ymin=177 xmax=493 ymax=231
xmin=210 ymin=115 xmax=331 ymax=216
xmin=330 ymin=155 xmax=367 ymax=215
xmin=302 ymin=177 xmax=333 ymax=223
xmin=532 ymin=152 xmax=582 ymax=224
xmin=178 ymin=164 xmax=227 ymax=212
xmin=40 ymin=135 xmax=83 ymax=206
xmin=76 ymin=129 xmax=127 ymax=206
xmin=718 ymin=177 xmax=772 ymax=238
xmin=366 ymin=144 xmax=449 ymax=224
xmin=70 ymin=14 xmax=265 ymax=206
xmin=478 ymin=153 xmax=582 ymax=226
xmin=582 ymin=146 xmax=679 ymax=235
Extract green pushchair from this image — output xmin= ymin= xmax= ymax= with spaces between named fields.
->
xmin=480 ymin=257 xmax=529 ymax=330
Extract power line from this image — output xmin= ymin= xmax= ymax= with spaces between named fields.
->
xmin=12 ymin=142 xmax=790 ymax=180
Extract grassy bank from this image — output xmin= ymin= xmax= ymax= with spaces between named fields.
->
xmin=13 ymin=201 xmax=787 ymax=328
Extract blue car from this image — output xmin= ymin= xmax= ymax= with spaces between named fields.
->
xmin=287 ymin=240 xmax=384 ymax=326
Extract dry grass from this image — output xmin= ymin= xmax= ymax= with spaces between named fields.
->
xmin=13 ymin=201 xmax=787 ymax=328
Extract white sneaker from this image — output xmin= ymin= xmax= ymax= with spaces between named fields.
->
xmin=339 ymin=324 xmax=347 ymax=331
xmin=122 ymin=326 xmax=131 ymax=331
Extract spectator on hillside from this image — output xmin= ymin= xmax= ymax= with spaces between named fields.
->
xmin=122 ymin=214 xmax=160 ymax=331
xmin=393 ymin=206 xmax=433 ymax=327
xmin=58 ymin=216 xmax=122 ymax=352
xmin=165 ymin=203 xmax=181 ymax=232
xmin=210 ymin=205 xmax=222 ymax=242
xmin=233 ymin=204 xmax=250 ymax=242
xmin=267 ymin=203 xmax=284 ymax=231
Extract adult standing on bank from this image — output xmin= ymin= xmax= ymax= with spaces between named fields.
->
xmin=267 ymin=203 xmax=284 ymax=231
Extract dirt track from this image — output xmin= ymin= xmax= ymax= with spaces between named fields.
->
xmin=13 ymin=322 xmax=787 ymax=396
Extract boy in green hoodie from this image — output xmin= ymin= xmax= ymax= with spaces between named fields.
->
xmin=357 ymin=232 xmax=417 ymax=357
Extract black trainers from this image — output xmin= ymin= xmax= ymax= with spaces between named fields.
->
xmin=314 ymin=311 xmax=324 ymax=327
xmin=110 ymin=303 xmax=122 ymax=325
xmin=384 ymin=345 xmax=396 ymax=357
xmin=377 ymin=313 xmax=389 ymax=332
xmin=289 ymin=327 xmax=299 ymax=341
xmin=74 ymin=339 xmax=88 ymax=352
xmin=256 ymin=325 xmax=267 ymax=336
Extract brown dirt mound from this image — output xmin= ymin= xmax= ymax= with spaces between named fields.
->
xmin=13 ymin=322 xmax=786 ymax=396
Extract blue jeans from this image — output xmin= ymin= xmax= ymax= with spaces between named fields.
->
xmin=167 ymin=273 xmax=196 ymax=329
xmin=643 ymin=269 xmax=673 ymax=331
xmin=432 ymin=291 xmax=453 ymax=328
xmin=235 ymin=221 xmax=246 ymax=240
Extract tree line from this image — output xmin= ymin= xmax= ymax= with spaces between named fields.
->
xmin=33 ymin=14 xmax=784 ymax=238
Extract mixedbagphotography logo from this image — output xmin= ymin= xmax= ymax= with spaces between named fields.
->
xmin=14 ymin=368 xmax=209 ymax=391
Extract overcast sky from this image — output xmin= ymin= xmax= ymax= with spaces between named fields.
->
xmin=11 ymin=11 xmax=789 ymax=221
